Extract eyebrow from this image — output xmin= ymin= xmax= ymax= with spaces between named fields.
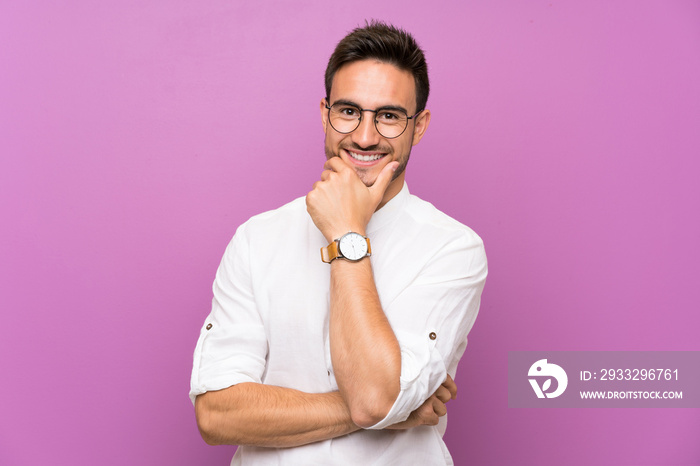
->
xmin=331 ymin=99 xmax=409 ymax=115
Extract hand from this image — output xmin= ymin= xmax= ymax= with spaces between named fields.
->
xmin=306 ymin=157 xmax=399 ymax=242
xmin=436 ymin=374 xmax=457 ymax=402
xmin=386 ymin=375 xmax=457 ymax=430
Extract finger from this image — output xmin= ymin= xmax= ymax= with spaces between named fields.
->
xmin=425 ymin=413 xmax=439 ymax=426
xmin=323 ymin=156 xmax=350 ymax=172
xmin=419 ymin=401 xmax=440 ymax=425
xmin=432 ymin=398 xmax=447 ymax=417
xmin=434 ymin=385 xmax=452 ymax=404
xmin=442 ymin=374 xmax=457 ymax=399
xmin=368 ymin=161 xmax=399 ymax=200
xmin=320 ymin=169 xmax=332 ymax=181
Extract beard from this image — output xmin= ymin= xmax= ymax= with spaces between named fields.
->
xmin=324 ymin=142 xmax=410 ymax=187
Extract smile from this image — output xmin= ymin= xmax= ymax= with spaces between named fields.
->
xmin=347 ymin=150 xmax=386 ymax=162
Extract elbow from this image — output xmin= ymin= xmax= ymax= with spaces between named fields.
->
xmin=351 ymin=410 xmax=388 ymax=429
xmin=198 ymin=426 xmax=221 ymax=446
xmin=198 ymin=430 xmax=218 ymax=446
xmin=195 ymin=393 xmax=230 ymax=445
xmin=348 ymin=390 xmax=396 ymax=429
xmin=195 ymin=385 xmax=254 ymax=446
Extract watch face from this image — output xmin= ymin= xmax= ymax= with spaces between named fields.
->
xmin=338 ymin=232 xmax=368 ymax=261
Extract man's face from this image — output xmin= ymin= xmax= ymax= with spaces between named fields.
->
xmin=321 ymin=59 xmax=430 ymax=194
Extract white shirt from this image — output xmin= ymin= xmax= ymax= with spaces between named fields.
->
xmin=190 ymin=183 xmax=487 ymax=465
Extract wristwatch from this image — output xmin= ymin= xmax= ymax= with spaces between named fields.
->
xmin=320 ymin=232 xmax=372 ymax=263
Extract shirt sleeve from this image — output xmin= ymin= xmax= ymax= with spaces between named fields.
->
xmin=189 ymin=224 xmax=268 ymax=405
xmin=367 ymin=231 xmax=487 ymax=429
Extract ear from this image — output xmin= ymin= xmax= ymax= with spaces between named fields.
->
xmin=320 ymin=98 xmax=328 ymax=134
xmin=411 ymin=109 xmax=431 ymax=146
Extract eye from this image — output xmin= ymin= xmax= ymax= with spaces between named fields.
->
xmin=336 ymin=105 xmax=360 ymax=117
xmin=377 ymin=111 xmax=401 ymax=122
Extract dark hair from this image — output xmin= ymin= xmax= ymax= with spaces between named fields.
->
xmin=324 ymin=20 xmax=430 ymax=113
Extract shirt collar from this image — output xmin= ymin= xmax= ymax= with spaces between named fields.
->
xmin=367 ymin=181 xmax=409 ymax=234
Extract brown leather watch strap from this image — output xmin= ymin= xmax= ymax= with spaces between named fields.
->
xmin=320 ymin=241 xmax=339 ymax=263
xmin=320 ymin=235 xmax=371 ymax=263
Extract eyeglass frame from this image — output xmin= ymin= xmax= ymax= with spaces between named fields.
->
xmin=324 ymin=99 xmax=423 ymax=139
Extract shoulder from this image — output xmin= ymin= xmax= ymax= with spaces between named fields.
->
xmin=404 ymin=194 xmax=485 ymax=252
xmin=398 ymin=194 xmax=487 ymax=283
xmin=220 ymin=196 xmax=311 ymax=269
xmin=235 ymin=196 xmax=309 ymax=239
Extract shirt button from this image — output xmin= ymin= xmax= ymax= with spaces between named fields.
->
xmin=206 ymin=323 xmax=213 ymax=330
xmin=327 ymin=370 xmax=331 ymax=376
xmin=429 ymin=332 xmax=437 ymax=340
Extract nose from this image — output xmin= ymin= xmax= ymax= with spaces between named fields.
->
xmin=351 ymin=111 xmax=382 ymax=148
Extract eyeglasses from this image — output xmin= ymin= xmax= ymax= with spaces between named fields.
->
xmin=325 ymin=101 xmax=422 ymax=139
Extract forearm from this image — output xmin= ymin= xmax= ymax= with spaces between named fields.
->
xmin=195 ymin=382 xmax=359 ymax=447
xmin=329 ymin=258 xmax=401 ymax=428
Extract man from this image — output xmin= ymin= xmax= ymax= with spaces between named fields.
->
xmin=190 ymin=21 xmax=487 ymax=465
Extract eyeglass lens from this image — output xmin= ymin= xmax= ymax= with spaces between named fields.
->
xmin=328 ymin=104 xmax=409 ymax=139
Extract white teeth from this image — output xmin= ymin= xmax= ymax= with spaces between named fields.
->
xmin=348 ymin=151 xmax=384 ymax=162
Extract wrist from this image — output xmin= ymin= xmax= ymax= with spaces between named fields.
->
xmin=321 ymin=232 xmax=371 ymax=263
xmin=325 ymin=226 xmax=366 ymax=243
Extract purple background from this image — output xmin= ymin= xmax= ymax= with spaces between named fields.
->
xmin=1 ymin=1 xmax=698 ymax=465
